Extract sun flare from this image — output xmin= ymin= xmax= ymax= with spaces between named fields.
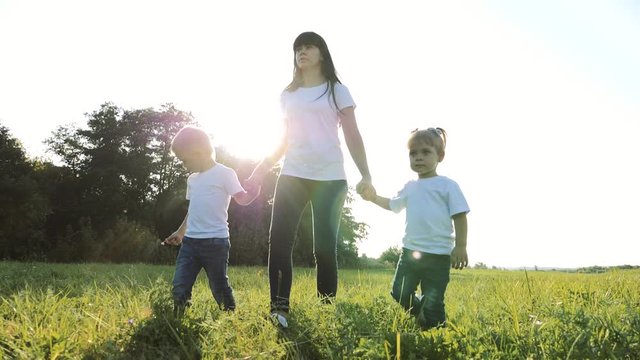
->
xmin=201 ymin=114 xmax=282 ymax=162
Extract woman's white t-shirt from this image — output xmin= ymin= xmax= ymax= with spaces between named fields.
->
xmin=280 ymin=82 xmax=355 ymax=181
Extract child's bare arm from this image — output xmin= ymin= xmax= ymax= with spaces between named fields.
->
xmin=162 ymin=213 xmax=187 ymax=246
xmin=361 ymin=186 xmax=392 ymax=210
xmin=371 ymin=195 xmax=392 ymax=210
xmin=451 ymin=212 xmax=468 ymax=269
xmin=233 ymin=185 xmax=261 ymax=206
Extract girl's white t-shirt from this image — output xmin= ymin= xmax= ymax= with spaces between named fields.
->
xmin=389 ymin=176 xmax=470 ymax=255
xmin=185 ymin=164 xmax=244 ymax=239
xmin=280 ymin=82 xmax=356 ymax=180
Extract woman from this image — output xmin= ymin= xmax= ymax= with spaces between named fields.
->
xmin=247 ymin=31 xmax=372 ymax=328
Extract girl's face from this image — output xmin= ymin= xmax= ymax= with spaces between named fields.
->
xmin=409 ymin=142 xmax=442 ymax=178
xmin=295 ymin=44 xmax=323 ymax=71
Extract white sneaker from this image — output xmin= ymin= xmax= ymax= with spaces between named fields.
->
xmin=271 ymin=311 xmax=289 ymax=328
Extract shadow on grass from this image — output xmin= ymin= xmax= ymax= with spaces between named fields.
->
xmin=273 ymin=296 xmax=460 ymax=359
xmin=119 ymin=312 xmax=204 ymax=359
xmin=84 ymin=288 xmax=205 ymax=360
xmin=275 ymin=300 xmax=390 ymax=359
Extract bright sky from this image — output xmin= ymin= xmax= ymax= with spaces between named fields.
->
xmin=1 ymin=0 xmax=639 ymax=268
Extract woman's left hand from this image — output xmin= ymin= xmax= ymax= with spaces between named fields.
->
xmin=355 ymin=178 xmax=373 ymax=196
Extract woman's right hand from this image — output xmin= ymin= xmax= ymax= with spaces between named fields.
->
xmin=244 ymin=165 xmax=265 ymax=192
xmin=243 ymin=178 xmax=262 ymax=197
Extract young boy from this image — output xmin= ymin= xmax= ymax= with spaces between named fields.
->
xmin=162 ymin=126 xmax=260 ymax=314
xmin=360 ymin=128 xmax=469 ymax=329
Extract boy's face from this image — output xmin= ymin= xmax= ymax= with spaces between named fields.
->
xmin=409 ymin=142 xmax=442 ymax=178
xmin=175 ymin=147 xmax=209 ymax=172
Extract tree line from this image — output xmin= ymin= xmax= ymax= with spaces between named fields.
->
xmin=0 ymin=102 xmax=368 ymax=267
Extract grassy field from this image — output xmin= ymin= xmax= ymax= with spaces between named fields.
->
xmin=0 ymin=261 xmax=638 ymax=359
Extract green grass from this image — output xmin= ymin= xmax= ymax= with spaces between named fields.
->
xmin=1 ymin=261 xmax=638 ymax=359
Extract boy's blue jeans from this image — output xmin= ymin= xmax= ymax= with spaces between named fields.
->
xmin=172 ymin=236 xmax=235 ymax=312
xmin=391 ymin=248 xmax=451 ymax=329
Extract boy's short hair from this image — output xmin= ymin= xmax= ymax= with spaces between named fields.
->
xmin=408 ymin=127 xmax=447 ymax=156
xmin=171 ymin=126 xmax=214 ymax=157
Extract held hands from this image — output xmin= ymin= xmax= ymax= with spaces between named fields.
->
xmin=161 ymin=231 xmax=183 ymax=246
xmin=359 ymin=184 xmax=377 ymax=202
xmin=243 ymin=180 xmax=261 ymax=198
xmin=237 ymin=180 xmax=261 ymax=205
xmin=245 ymin=158 xmax=271 ymax=191
xmin=357 ymin=179 xmax=392 ymax=210
xmin=244 ymin=171 xmax=263 ymax=200
xmin=356 ymin=178 xmax=375 ymax=201
xmin=450 ymin=246 xmax=468 ymax=269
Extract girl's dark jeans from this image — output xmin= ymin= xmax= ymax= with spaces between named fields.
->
xmin=391 ymin=248 xmax=451 ymax=329
xmin=268 ymin=175 xmax=348 ymax=313
xmin=172 ymin=236 xmax=235 ymax=313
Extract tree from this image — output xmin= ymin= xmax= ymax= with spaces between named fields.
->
xmin=0 ymin=124 xmax=49 ymax=259
xmin=13 ymin=101 xmax=370 ymax=265
xmin=379 ymin=246 xmax=402 ymax=265
xmin=42 ymin=102 xmax=195 ymax=262
xmin=473 ymin=262 xmax=488 ymax=269
xmin=337 ymin=190 xmax=368 ymax=267
xmin=44 ymin=103 xmax=194 ymax=234
xmin=44 ymin=123 xmax=85 ymax=175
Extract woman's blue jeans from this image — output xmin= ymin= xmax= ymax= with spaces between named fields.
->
xmin=172 ymin=236 xmax=235 ymax=312
xmin=268 ymin=175 xmax=348 ymax=313
xmin=391 ymin=248 xmax=451 ymax=329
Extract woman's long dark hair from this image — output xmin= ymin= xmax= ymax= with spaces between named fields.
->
xmin=285 ymin=32 xmax=341 ymax=110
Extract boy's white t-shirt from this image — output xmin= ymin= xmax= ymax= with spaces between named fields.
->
xmin=389 ymin=176 xmax=470 ymax=255
xmin=185 ymin=164 xmax=244 ymax=239
xmin=280 ymin=82 xmax=356 ymax=181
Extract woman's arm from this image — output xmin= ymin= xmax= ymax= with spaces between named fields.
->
xmin=339 ymin=107 xmax=372 ymax=193
xmin=246 ymin=128 xmax=288 ymax=186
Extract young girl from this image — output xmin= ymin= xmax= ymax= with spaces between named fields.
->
xmin=246 ymin=32 xmax=373 ymax=328
xmin=361 ymin=128 xmax=469 ymax=329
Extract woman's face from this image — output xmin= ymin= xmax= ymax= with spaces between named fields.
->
xmin=295 ymin=44 xmax=323 ymax=71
